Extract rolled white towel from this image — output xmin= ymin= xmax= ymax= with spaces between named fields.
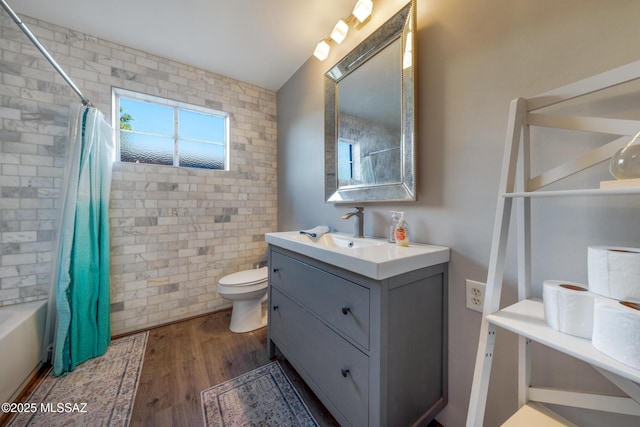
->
xmin=299 ymin=225 xmax=331 ymax=238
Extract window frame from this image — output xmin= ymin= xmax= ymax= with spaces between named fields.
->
xmin=112 ymin=87 xmax=230 ymax=170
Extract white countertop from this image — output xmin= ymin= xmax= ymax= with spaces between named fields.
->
xmin=265 ymin=231 xmax=450 ymax=280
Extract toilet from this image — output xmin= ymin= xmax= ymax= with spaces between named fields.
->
xmin=217 ymin=266 xmax=269 ymax=333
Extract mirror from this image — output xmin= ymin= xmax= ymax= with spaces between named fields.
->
xmin=325 ymin=1 xmax=416 ymax=203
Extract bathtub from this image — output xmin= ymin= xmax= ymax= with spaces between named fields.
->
xmin=0 ymin=300 xmax=47 ymax=403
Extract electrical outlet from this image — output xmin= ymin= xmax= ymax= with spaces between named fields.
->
xmin=466 ymin=279 xmax=486 ymax=312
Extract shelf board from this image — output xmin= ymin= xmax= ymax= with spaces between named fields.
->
xmin=504 ymin=187 xmax=640 ymax=198
xmin=487 ymin=298 xmax=640 ymax=383
xmin=502 ymin=402 xmax=577 ymax=427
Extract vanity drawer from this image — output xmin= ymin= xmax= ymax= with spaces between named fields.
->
xmin=270 ymin=250 xmax=370 ymax=349
xmin=270 ymin=287 xmax=369 ymax=426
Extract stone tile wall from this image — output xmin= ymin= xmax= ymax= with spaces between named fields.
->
xmin=0 ymin=13 xmax=277 ymax=334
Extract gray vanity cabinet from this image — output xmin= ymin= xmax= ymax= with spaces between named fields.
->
xmin=267 ymin=245 xmax=448 ymax=427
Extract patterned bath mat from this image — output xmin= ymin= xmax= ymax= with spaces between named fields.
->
xmin=7 ymin=331 xmax=148 ymax=427
xmin=201 ymin=361 xmax=319 ymax=427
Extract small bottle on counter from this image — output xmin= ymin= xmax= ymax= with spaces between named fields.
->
xmin=388 ymin=211 xmax=399 ymax=243
xmin=394 ymin=212 xmax=410 ymax=247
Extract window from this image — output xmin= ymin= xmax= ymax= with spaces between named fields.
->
xmin=113 ymin=88 xmax=229 ymax=170
xmin=338 ymin=138 xmax=364 ymax=182
xmin=338 ymin=139 xmax=355 ymax=179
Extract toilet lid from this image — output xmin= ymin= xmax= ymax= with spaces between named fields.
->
xmin=219 ymin=266 xmax=268 ymax=287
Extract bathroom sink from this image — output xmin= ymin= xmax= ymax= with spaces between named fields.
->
xmin=265 ymin=231 xmax=450 ymax=280
xmin=291 ymin=233 xmax=385 ymax=249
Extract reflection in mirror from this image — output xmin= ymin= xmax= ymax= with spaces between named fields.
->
xmin=325 ymin=1 xmax=416 ymax=203
xmin=337 ymin=39 xmax=402 ymax=188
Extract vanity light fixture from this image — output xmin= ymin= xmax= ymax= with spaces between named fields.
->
xmin=313 ymin=0 xmax=374 ymax=61
xmin=313 ymin=39 xmax=331 ymax=61
xmin=331 ymin=19 xmax=349 ymax=44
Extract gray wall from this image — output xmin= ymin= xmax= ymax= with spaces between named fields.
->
xmin=277 ymin=0 xmax=640 ymax=425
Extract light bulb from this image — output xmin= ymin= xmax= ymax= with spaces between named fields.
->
xmin=331 ymin=19 xmax=349 ymax=44
xmin=353 ymin=0 xmax=373 ymax=23
xmin=313 ymin=40 xmax=330 ymax=61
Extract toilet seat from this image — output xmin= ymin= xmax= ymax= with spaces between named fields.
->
xmin=219 ymin=266 xmax=268 ymax=287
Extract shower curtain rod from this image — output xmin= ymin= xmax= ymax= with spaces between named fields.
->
xmin=1 ymin=0 xmax=92 ymax=106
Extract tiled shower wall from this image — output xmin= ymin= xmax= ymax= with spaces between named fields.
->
xmin=0 ymin=13 xmax=277 ymax=334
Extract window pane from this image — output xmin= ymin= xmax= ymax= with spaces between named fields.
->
xmin=120 ymin=98 xmax=174 ymax=136
xmin=179 ymin=109 xmax=226 ymax=142
xmin=338 ymin=142 xmax=352 ymax=161
xmin=120 ymin=131 xmax=173 ymax=165
xmin=179 ymin=140 xmax=225 ymax=169
xmin=338 ymin=162 xmax=353 ymax=179
xmin=338 ymin=141 xmax=353 ymax=179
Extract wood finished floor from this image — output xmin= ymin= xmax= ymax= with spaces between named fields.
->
xmin=131 ymin=308 xmax=444 ymax=427
xmin=129 ymin=308 xmax=340 ymax=427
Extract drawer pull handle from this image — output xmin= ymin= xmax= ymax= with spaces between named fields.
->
xmin=341 ymin=306 xmax=351 ymax=315
xmin=272 ymin=268 xmax=279 ymax=273
xmin=341 ymin=368 xmax=350 ymax=378
xmin=273 ymin=305 xmax=279 ymax=311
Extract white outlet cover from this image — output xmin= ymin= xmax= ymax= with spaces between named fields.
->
xmin=465 ymin=279 xmax=486 ymax=312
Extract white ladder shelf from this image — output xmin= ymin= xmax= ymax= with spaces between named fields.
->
xmin=466 ymin=60 xmax=640 ymax=426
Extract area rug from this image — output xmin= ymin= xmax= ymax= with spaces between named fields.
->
xmin=7 ymin=331 xmax=148 ymax=427
xmin=201 ymin=361 xmax=319 ymax=427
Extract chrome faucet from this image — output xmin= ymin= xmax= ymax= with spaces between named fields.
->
xmin=341 ymin=207 xmax=364 ymax=238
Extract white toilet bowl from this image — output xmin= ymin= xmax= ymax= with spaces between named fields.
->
xmin=217 ymin=266 xmax=268 ymax=333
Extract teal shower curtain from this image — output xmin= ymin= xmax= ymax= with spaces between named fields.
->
xmin=53 ymin=105 xmax=114 ymax=376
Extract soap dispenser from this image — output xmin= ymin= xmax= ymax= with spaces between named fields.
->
xmin=394 ymin=212 xmax=410 ymax=247
xmin=388 ymin=211 xmax=399 ymax=243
